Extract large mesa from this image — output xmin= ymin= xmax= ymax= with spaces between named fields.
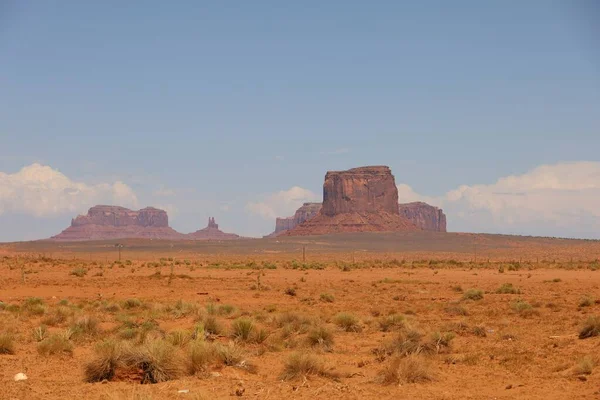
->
xmin=285 ymin=166 xmax=419 ymax=235
xmin=51 ymin=205 xmax=184 ymax=240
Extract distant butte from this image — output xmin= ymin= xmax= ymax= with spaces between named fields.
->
xmin=51 ymin=207 xmax=241 ymax=241
xmin=186 ymin=217 xmax=241 ymax=240
xmin=283 ymin=166 xmax=446 ymax=235
xmin=51 ymin=205 xmax=184 ymax=241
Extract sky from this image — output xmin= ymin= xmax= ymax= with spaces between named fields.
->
xmin=1 ymin=1 xmax=599 ymax=241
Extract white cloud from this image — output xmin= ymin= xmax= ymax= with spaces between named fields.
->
xmin=399 ymin=161 xmax=600 ymax=238
xmin=0 ymin=163 xmax=138 ymax=217
xmin=245 ymin=186 xmax=319 ymax=220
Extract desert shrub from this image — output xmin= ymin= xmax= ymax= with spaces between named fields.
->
xmin=70 ymin=315 xmax=101 ymax=340
xmin=214 ymin=342 xmax=244 ymax=366
xmin=122 ymin=298 xmax=143 ymax=309
xmin=42 ymin=306 xmax=72 ymax=326
xmin=306 ymin=325 xmax=334 ymax=351
xmin=574 ymin=356 xmax=595 ymax=376
xmin=379 ymin=355 xmax=434 ymax=384
xmin=37 ymin=334 xmax=74 ymax=356
xmin=187 ymin=341 xmax=217 ymax=374
xmin=319 ymin=293 xmax=335 ymax=303
xmin=231 ymin=318 xmax=255 ymax=341
xmin=430 ymin=331 xmax=455 ymax=353
xmin=579 ymin=295 xmax=594 ymax=308
xmin=217 ymin=304 xmax=235 ymax=316
xmin=33 ymin=325 xmax=48 ymax=342
xmin=579 ymin=316 xmax=600 ymax=339
xmin=84 ymin=339 xmax=123 ymax=382
xmin=70 ymin=267 xmax=87 ymax=277
xmin=462 ymin=289 xmax=484 ymax=301
xmin=284 ymin=287 xmax=297 ymax=297
xmin=169 ymin=300 xmax=198 ymax=319
xmin=252 ymin=328 xmax=270 ymax=344
xmin=376 ymin=327 xmax=425 ymax=360
xmin=167 ymin=330 xmax=191 ymax=347
xmin=472 ymin=325 xmax=487 ymax=337
xmin=121 ymin=340 xmax=181 ymax=383
xmin=0 ymin=333 xmax=15 ymax=355
xmin=201 ymin=316 xmax=223 ymax=336
xmin=22 ymin=297 xmax=46 ymax=316
xmin=280 ymin=352 xmax=326 ymax=380
xmin=334 ymin=312 xmax=362 ymax=332
xmin=511 ymin=300 xmax=539 ymax=318
xmin=496 ymin=283 xmax=520 ymax=294
xmin=275 ymin=312 xmax=312 ymax=335
xmin=119 ymin=328 xmax=138 ymax=340
xmin=379 ymin=314 xmax=406 ymax=332
xmin=451 ymin=285 xmax=463 ymax=293
xmin=444 ymin=304 xmax=468 ymax=316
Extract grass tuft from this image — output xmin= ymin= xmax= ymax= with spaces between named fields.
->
xmin=579 ymin=316 xmax=600 ymax=339
xmin=334 ymin=312 xmax=362 ymax=332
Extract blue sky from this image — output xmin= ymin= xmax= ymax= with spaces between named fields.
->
xmin=1 ymin=1 xmax=599 ymax=241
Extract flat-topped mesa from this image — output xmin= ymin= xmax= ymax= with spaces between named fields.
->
xmin=71 ymin=205 xmax=169 ymax=228
xmin=399 ymin=202 xmax=447 ymax=232
xmin=186 ymin=217 xmax=240 ymax=240
xmin=286 ymin=166 xmax=418 ymax=235
xmin=322 ymin=166 xmax=399 ymax=216
xmin=52 ymin=205 xmax=182 ymax=240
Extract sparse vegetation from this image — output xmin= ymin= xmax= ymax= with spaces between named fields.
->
xmin=334 ymin=312 xmax=362 ymax=332
xmin=38 ymin=334 xmax=74 ymax=356
xmin=462 ymin=289 xmax=484 ymax=301
xmin=579 ymin=316 xmax=600 ymax=339
xmin=379 ymin=355 xmax=435 ymax=384
xmin=306 ymin=325 xmax=334 ymax=351
xmin=319 ymin=293 xmax=335 ymax=303
xmin=280 ymin=352 xmax=327 ymax=380
xmin=496 ymin=283 xmax=520 ymax=294
xmin=0 ymin=334 xmax=15 ymax=355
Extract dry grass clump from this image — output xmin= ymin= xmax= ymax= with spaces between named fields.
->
xmin=334 ymin=312 xmax=362 ymax=332
xmin=496 ymin=283 xmax=520 ymax=294
xmin=430 ymin=331 xmax=455 ymax=353
xmin=511 ymin=300 xmax=539 ymax=318
xmin=121 ymin=340 xmax=182 ymax=383
xmin=231 ymin=317 xmax=255 ymax=341
xmin=573 ymin=356 xmax=595 ymax=376
xmin=37 ymin=333 xmax=74 ymax=356
xmin=579 ymin=316 xmax=600 ymax=339
xmin=306 ymin=325 xmax=334 ymax=351
xmin=167 ymin=330 xmax=191 ymax=347
xmin=22 ymin=297 xmax=46 ymax=316
xmin=214 ymin=342 xmax=244 ymax=366
xmin=122 ymin=298 xmax=143 ymax=310
xmin=0 ymin=333 xmax=15 ymax=355
xmin=375 ymin=327 xmax=425 ymax=360
xmin=444 ymin=304 xmax=468 ymax=316
xmin=378 ymin=355 xmax=435 ymax=385
xmin=275 ymin=312 xmax=312 ymax=336
xmin=33 ymin=325 xmax=48 ymax=342
xmin=187 ymin=341 xmax=218 ymax=374
xmin=462 ymin=289 xmax=484 ymax=301
xmin=42 ymin=306 xmax=73 ymax=326
xmin=578 ymin=295 xmax=594 ymax=308
xmin=70 ymin=315 xmax=101 ymax=340
xmin=70 ymin=267 xmax=88 ymax=277
xmin=84 ymin=339 xmax=123 ymax=382
xmin=280 ymin=352 xmax=327 ymax=380
xmin=319 ymin=293 xmax=335 ymax=303
xmin=379 ymin=314 xmax=406 ymax=332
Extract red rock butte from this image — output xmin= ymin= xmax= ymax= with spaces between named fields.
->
xmin=51 ymin=207 xmax=241 ymax=241
xmin=285 ymin=166 xmax=446 ymax=235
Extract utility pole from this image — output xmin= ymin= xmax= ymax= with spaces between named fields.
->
xmin=302 ymin=245 xmax=306 ymax=263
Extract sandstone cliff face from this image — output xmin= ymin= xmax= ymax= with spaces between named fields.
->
xmin=267 ymin=203 xmax=322 ymax=237
xmin=321 ymin=166 xmax=399 ymax=216
xmin=286 ymin=166 xmax=418 ymax=235
xmin=52 ymin=205 xmax=183 ymax=240
xmin=398 ymin=202 xmax=447 ymax=232
xmin=187 ymin=217 xmax=241 ymax=240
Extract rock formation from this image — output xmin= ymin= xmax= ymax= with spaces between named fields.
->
xmin=51 ymin=205 xmax=184 ymax=240
xmin=265 ymin=203 xmax=322 ymax=237
xmin=186 ymin=217 xmax=241 ymax=240
xmin=398 ymin=202 xmax=447 ymax=232
xmin=286 ymin=166 xmax=418 ymax=235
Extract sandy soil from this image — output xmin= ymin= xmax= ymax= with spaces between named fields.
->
xmin=1 ymin=249 xmax=599 ymax=400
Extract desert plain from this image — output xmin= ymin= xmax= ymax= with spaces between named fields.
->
xmin=1 ymin=232 xmax=600 ymax=400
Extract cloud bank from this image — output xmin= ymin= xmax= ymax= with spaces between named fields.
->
xmin=398 ymin=161 xmax=600 ymax=238
xmin=0 ymin=163 xmax=138 ymax=217
xmin=245 ymin=186 xmax=319 ymax=220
